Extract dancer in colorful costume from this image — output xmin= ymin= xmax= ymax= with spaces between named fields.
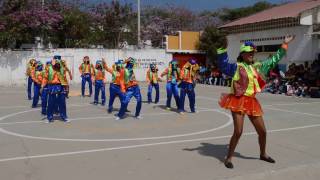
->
xmin=146 ymin=63 xmax=160 ymax=104
xmin=26 ymin=59 xmax=36 ymax=100
xmin=40 ymin=61 xmax=51 ymax=115
xmin=117 ymin=57 xmax=142 ymax=120
xmin=79 ymin=56 xmax=94 ymax=97
xmin=61 ymin=60 xmax=72 ymax=98
xmin=216 ymin=35 xmax=295 ymax=169
xmin=161 ymin=59 xmax=180 ymax=110
xmin=102 ymin=59 xmax=126 ymax=113
xmin=41 ymin=55 xmax=68 ymax=123
xmin=31 ymin=61 xmax=43 ymax=108
xmin=178 ymin=59 xmax=199 ymax=114
xmin=93 ymin=60 xmax=106 ymax=106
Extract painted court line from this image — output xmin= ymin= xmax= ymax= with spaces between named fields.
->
xmin=0 ymin=103 xmax=91 ymax=109
xmin=0 ymin=123 xmax=319 ymax=163
xmin=264 ymin=101 xmax=320 ymax=107
xmin=0 ymin=109 xmax=233 ymax=142
xmin=265 ymin=107 xmax=320 ymax=118
xmin=0 ymin=107 xmax=213 ymax=126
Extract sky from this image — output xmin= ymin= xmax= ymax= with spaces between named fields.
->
xmin=90 ymin=0 xmax=293 ymax=11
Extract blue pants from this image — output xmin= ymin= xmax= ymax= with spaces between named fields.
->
xmin=118 ymin=85 xmax=142 ymax=118
xmin=94 ymin=80 xmax=106 ymax=105
xmin=27 ymin=76 xmax=33 ymax=100
xmin=47 ymin=85 xmax=67 ymax=121
xmin=147 ymin=83 xmax=159 ymax=103
xmin=81 ymin=73 xmax=92 ymax=96
xmin=179 ymin=82 xmax=196 ymax=112
xmin=166 ymin=82 xmax=180 ymax=108
xmin=41 ymin=85 xmax=48 ymax=115
xmin=32 ymin=83 xmax=41 ymax=108
xmin=108 ymin=83 xmax=125 ymax=112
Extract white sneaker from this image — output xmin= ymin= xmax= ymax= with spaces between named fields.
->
xmin=64 ymin=119 xmax=71 ymax=123
xmin=135 ymin=116 xmax=142 ymax=119
xmin=179 ymin=111 xmax=184 ymax=115
xmin=45 ymin=120 xmax=51 ymax=123
xmin=115 ymin=117 xmax=121 ymax=121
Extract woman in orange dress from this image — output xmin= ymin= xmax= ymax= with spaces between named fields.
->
xmin=216 ymin=35 xmax=295 ymax=168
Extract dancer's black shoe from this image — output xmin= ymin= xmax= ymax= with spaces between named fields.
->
xmin=260 ymin=155 xmax=275 ymax=163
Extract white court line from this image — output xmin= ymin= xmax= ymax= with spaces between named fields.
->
xmin=0 ymin=106 xmax=207 ymax=126
xmin=264 ymin=107 xmax=320 ymax=118
xmin=0 ymin=97 xmax=168 ymax=109
xmin=0 ymin=105 xmax=31 ymax=109
xmin=264 ymin=101 xmax=320 ymax=107
xmin=0 ymin=93 xmax=319 ymax=161
xmin=0 ymin=109 xmax=233 ymax=142
xmin=0 ymin=103 xmax=91 ymax=109
xmin=0 ymin=123 xmax=319 ymax=163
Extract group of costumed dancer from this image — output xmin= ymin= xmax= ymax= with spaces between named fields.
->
xmin=26 ymin=55 xmax=72 ymax=122
xmin=26 ymin=56 xmax=200 ymax=122
xmin=25 ymin=34 xmax=294 ymax=168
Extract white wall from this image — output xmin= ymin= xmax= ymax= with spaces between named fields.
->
xmin=0 ymin=49 xmax=172 ymax=86
xmin=226 ymin=26 xmax=318 ymax=64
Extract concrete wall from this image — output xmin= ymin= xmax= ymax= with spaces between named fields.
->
xmin=0 ymin=49 xmax=172 ymax=86
xmin=226 ymin=26 xmax=319 ymax=64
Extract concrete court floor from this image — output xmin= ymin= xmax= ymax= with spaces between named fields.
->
xmin=0 ymin=83 xmax=320 ymax=180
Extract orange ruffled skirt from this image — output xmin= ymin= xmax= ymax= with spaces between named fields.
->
xmin=219 ymin=93 xmax=263 ymax=116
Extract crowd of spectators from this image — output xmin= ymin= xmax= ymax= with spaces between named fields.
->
xmin=263 ymin=59 xmax=320 ymax=98
xmin=197 ymin=59 xmax=320 ymax=98
xmin=198 ymin=64 xmax=231 ymax=87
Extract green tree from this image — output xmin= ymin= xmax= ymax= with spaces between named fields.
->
xmin=58 ymin=7 xmax=91 ymax=48
xmin=219 ymin=1 xmax=274 ymax=22
xmin=198 ymin=26 xmax=226 ymax=63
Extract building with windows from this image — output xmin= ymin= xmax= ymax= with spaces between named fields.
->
xmin=219 ymin=0 xmax=320 ymax=70
xmin=165 ymin=31 xmax=206 ymax=67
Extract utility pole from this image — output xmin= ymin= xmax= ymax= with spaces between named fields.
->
xmin=41 ymin=0 xmax=44 ymax=9
xmin=137 ymin=0 xmax=141 ymax=48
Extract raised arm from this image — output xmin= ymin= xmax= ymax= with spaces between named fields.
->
xmin=161 ymin=68 xmax=168 ymax=77
xmin=256 ymin=35 xmax=294 ymax=77
xmin=216 ymin=48 xmax=237 ymax=77
xmin=102 ymin=60 xmax=113 ymax=74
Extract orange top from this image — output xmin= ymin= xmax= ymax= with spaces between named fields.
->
xmin=180 ymin=67 xmax=193 ymax=83
xmin=79 ymin=63 xmax=94 ymax=74
xmin=126 ymin=70 xmax=139 ymax=88
xmin=42 ymin=70 xmax=63 ymax=87
xmin=94 ymin=70 xmax=105 ymax=81
xmin=146 ymin=69 xmax=159 ymax=84
xmin=103 ymin=64 xmax=126 ymax=93
xmin=161 ymin=68 xmax=180 ymax=82
xmin=31 ymin=70 xmax=43 ymax=85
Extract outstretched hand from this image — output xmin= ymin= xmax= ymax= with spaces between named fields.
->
xmin=284 ymin=35 xmax=295 ymax=44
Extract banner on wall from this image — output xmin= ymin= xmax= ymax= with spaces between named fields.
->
xmin=133 ymin=58 xmax=165 ymax=69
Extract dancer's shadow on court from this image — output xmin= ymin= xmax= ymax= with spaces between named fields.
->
xmin=183 ymin=143 xmax=258 ymax=162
